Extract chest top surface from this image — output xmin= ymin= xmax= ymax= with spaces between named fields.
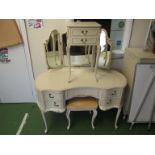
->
xmin=67 ymin=22 xmax=101 ymax=28
xmin=35 ymin=67 xmax=127 ymax=91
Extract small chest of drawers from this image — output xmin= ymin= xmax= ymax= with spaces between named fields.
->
xmin=67 ymin=22 xmax=101 ymax=46
xmin=68 ymin=27 xmax=101 ymax=46
xmin=66 ymin=22 xmax=101 ymax=81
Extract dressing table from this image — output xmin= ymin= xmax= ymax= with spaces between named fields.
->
xmin=40 ymin=22 xmax=127 ymax=133
xmin=35 ymin=67 xmax=127 ymax=133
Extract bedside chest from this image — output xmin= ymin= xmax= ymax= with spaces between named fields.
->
xmin=66 ymin=22 xmax=101 ymax=82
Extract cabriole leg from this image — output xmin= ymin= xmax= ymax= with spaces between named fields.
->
xmin=95 ymin=45 xmax=101 ymax=82
xmin=91 ymin=109 xmax=97 ymax=129
xmin=91 ymin=46 xmax=95 ymax=71
xmin=41 ymin=111 xmax=48 ymax=133
xmin=115 ymin=108 xmax=121 ymax=129
xmin=66 ymin=46 xmax=71 ymax=83
xmin=66 ymin=110 xmax=71 ymax=130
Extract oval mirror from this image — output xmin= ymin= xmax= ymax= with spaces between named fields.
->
xmin=44 ymin=29 xmax=63 ymax=69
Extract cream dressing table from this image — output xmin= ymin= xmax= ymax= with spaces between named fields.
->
xmin=35 ymin=67 xmax=127 ymax=133
xmin=66 ymin=22 xmax=101 ymax=82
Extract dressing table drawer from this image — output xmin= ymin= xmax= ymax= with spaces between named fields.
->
xmin=65 ymin=88 xmax=99 ymax=100
xmin=42 ymin=91 xmax=65 ymax=111
xmin=100 ymin=88 xmax=123 ymax=99
xmin=99 ymin=98 xmax=121 ymax=110
xmin=71 ymin=28 xmax=100 ymax=36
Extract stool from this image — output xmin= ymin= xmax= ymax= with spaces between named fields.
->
xmin=66 ymin=97 xmax=98 ymax=130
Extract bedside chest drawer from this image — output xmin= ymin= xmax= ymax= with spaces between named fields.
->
xmin=71 ymin=37 xmax=98 ymax=45
xmin=42 ymin=91 xmax=65 ymax=112
xmin=71 ymin=28 xmax=100 ymax=36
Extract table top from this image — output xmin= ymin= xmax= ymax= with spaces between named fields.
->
xmin=35 ymin=67 xmax=127 ymax=91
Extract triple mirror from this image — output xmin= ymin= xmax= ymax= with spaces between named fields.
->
xmin=44 ymin=20 xmax=127 ymax=69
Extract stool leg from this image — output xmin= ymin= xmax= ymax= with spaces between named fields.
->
xmin=92 ymin=109 xmax=97 ymax=129
xmin=66 ymin=110 xmax=71 ymax=130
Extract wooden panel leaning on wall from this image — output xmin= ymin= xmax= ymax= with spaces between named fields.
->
xmin=0 ymin=19 xmax=23 ymax=49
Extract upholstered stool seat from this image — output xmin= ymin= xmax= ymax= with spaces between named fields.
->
xmin=66 ymin=97 xmax=98 ymax=130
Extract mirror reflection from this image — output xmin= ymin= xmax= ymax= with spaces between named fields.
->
xmin=98 ymin=29 xmax=112 ymax=70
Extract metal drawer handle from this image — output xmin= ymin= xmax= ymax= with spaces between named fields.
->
xmin=49 ymin=93 xmax=54 ymax=98
xmin=81 ymin=39 xmax=87 ymax=43
xmin=81 ymin=30 xmax=88 ymax=35
xmin=112 ymin=90 xmax=117 ymax=96
xmin=54 ymin=102 xmax=59 ymax=107
xmin=107 ymin=99 xmax=112 ymax=104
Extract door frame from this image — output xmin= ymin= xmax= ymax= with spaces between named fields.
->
xmin=17 ymin=19 xmax=36 ymax=102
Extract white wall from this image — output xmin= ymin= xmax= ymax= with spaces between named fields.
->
xmin=112 ymin=19 xmax=152 ymax=71
xmin=0 ymin=20 xmax=36 ymax=103
xmin=26 ymin=19 xmax=70 ymax=78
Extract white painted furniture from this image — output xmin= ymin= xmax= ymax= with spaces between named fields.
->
xmin=66 ymin=97 xmax=98 ymax=130
xmin=66 ymin=22 xmax=101 ymax=82
xmin=122 ymin=48 xmax=155 ymax=128
xmin=35 ymin=67 xmax=127 ymax=133
xmin=129 ymin=64 xmax=155 ymax=129
xmin=122 ymin=48 xmax=155 ymax=117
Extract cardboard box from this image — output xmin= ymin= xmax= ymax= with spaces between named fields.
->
xmin=0 ymin=19 xmax=23 ymax=49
